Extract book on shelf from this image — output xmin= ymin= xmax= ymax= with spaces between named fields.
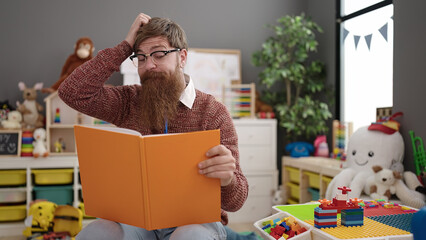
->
xmin=74 ymin=125 xmax=221 ymax=230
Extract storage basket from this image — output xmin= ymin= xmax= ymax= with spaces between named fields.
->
xmin=0 ymin=204 xmax=26 ymax=222
xmin=33 ymin=185 xmax=73 ymax=205
xmin=254 ymin=211 xmax=313 ymax=240
xmin=0 ymin=170 xmax=26 ymax=186
xmin=285 ymin=167 xmax=300 ymax=183
xmin=322 ymin=175 xmax=333 ymax=191
xmin=286 ymin=182 xmax=300 ymax=200
xmin=304 ymin=171 xmax=320 ymax=189
xmin=32 ymin=169 xmax=73 ymax=185
xmin=307 ymin=187 xmax=320 ymax=201
xmin=0 ymin=187 xmax=26 ymax=203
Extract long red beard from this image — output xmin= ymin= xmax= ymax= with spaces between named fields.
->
xmin=139 ymin=66 xmax=185 ymax=132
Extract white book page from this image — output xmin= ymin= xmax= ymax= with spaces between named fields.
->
xmin=83 ymin=125 xmax=142 ymax=136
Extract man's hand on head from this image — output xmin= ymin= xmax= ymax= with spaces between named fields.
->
xmin=125 ymin=13 xmax=151 ymax=47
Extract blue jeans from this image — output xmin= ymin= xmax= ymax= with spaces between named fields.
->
xmin=76 ymin=219 xmax=227 ymax=240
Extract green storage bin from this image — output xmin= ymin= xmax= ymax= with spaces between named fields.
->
xmin=33 ymin=185 xmax=73 ymax=205
xmin=307 ymin=187 xmax=320 ymax=201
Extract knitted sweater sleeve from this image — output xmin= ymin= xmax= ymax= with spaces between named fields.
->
xmin=57 ymin=41 xmax=137 ymax=126
xmin=208 ymin=101 xmax=249 ymax=213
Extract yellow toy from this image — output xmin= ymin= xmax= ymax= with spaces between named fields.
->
xmin=53 ymin=205 xmax=83 ymax=237
xmin=23 ymin=200 xmax=57 ymax=237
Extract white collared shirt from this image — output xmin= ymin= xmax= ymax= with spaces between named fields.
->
xmin=179 ymin=75 xmax=195 ymax=109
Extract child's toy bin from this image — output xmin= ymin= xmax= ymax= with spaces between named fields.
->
xmin=307 ymin=188 xmax=320 ymax=201
xmin=0 ymin=170 xmax=26 ymax=186
xmin=33 ymin=185 xmax=73 ymax=205
xmin=32 ymin=168 xmax=73 ymax=185
xmin=0 ymin=204 xmax=26 ymax=222
xmin=254 ymin=211 xmax=313 ymax=240
xmin=0 ymin=187 xmax=26 ymax=203
xmin=322 ymin=175 xmax=332 ymax=190
xmin=285 ymin=167 xmax=300 ymax=183
xmin=286 ymin=182 xmax=300 ymax=200
xmin=304 ymin=171 xmax=320 ymax=189
xmin=287 ymin=198 xmax=299 ymax=204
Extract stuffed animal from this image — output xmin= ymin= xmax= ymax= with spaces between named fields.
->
xmin=23 ymin=200 xmax=57 ymax=237
xmin=326 ymin=113 xmax=405 ymax=199
xmin=364 ymin=165 xmax=401 ymax=201
xmin=314 ymin=135 xmax=329 ymax=157
xmin=1 ymin=110 xmax=22 ymax=129
xmin=16 ymin=82 xmax=44 ymax=129
xmin=33 ymin=128 xmax=48 ymax=158
xmin=326 ymin=112 xmax=425 ymax=208
xmin=43 ymin=37 xmax=94 ymax=93
xmin=53 ymin=205 xmax=83 ymax=237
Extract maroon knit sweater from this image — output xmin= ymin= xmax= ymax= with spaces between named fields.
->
xmin=58 ymin=41 xmax=248 ymax=225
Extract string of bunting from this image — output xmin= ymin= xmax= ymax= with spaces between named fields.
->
xmin=343 ymin=16 xmax=393 ymax=50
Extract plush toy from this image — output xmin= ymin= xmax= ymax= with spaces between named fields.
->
xmin=16 ymin=82 xmax=44 ymax=129
xmin=1 ymin=110 xmax=22 ymax=129
xmin=53 ymin=205 xmax=83 ymax=237
xmin=326 ymin=113 xmax=425 ymax=208
xmin=314 ymin=135 xmax=329 ymax=157
xmin=43 ymin=37 xmax=94 ymax=93
xmin=326 ymin=114 xmax=405 ymax=199
xmin=364 ymin=165 xmax=401 ymax=201
xmin=33 ymin=128 xmax=48 ymax=158
xmin=23 ymin=200 xmax=57 ymax=237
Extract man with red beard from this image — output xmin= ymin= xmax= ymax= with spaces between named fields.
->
xmin=58 ymin=13 xmax=248 ymax=240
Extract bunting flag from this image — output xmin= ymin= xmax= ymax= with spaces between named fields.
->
xmin=364 ymin=34 xmax=372 ymax=50
xmin=342 ymin=16 xmax=392 ymax=51
xmin=354 ymin=35 xmax=361 ymax=49
xmin=343 ymin=28 xmax=350 ymax=42
xmin=379 ymin=23 xmax=388 ymax=42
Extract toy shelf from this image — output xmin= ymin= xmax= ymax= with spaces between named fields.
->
xmin=282 ymin=156 xmax=343 ymax=204
xmin=0 ymin=156 xmax=92 ymax=237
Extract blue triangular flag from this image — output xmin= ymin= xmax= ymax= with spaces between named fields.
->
xmin=379 ymin=23 xmax=388 ymax=42
xmin=365 ymin=34 xmax=373 ymax=50
xmin=354 ymin=35 xmax=361 ymax=49
xmin=343 ymin=28 xmax=349 ymax=42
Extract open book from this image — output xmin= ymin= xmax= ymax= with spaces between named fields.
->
xmin=74 ymin=125 xmax=221 ymax=230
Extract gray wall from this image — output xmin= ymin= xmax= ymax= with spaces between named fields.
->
xmin=393 ymin=0 xmax=426 ymax=172
xmin=0 ymin=0 xmax=307 ymax=109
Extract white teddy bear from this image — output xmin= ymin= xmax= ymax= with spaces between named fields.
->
xmin=1 ymin=111 xmax=22 ymax=129
xmin=364 ymin=165 xmax=401 ymax=201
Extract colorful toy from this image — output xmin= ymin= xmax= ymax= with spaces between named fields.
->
xmin=409 ymin=130 xmax=426 ymax=183
xmin=23 ymin=200 xmax=58 ymax=237
xmin=21 ymin=130 xmax=34 ymax=157
xmin=32 ymin=128 xmax=48 ymax=158
xmin=16 ymin=82 xmax=45 ymax=129
xmin=326 ymin=115 xmax=405 ymax=199
xmin=53 ymin=205 xmax=83 ymax=237
xmin=364 ymin=165 xmax=401 ymax=201
xmin=314 ymin=135 xmax=329 ymax=157
xmin=285 ymin=141 xmax=314 ymax=158
xmin=1 ymin=110 xmax=22 ymax=129
xmin=260 ymin=215 xmax=307 ymax=239
xmin=0 ymin=100 xmax=15 ymax=122
xmin=54 ymin=108 xmax=61 ymax=123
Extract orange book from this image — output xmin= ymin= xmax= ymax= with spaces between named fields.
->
xmin=74 ymin=125 xmax=221 ymax=230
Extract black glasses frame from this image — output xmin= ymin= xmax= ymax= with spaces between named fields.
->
xmin=129 ymin=48 xmax=181 ymax=63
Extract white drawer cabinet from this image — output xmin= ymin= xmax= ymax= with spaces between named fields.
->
xmin=229 ymin=119 xmax=278 ymax=223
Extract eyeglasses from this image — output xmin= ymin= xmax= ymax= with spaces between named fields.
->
xmin=129 ymin=49 xmax=181 ymax=68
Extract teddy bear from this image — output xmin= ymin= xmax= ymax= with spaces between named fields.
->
xmin=364 ymin=165 xmax=401 ymax=201
xmin=32 ymin=128 xmax=48 ymax=158
xmin=1 ymin=110 xmax=22 ymax=129
xmin=16 ymin=82 xmax=44 ymax=129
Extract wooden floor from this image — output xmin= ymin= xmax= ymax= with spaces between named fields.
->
xmin=0 ymin=222 xmax=256 ymax=240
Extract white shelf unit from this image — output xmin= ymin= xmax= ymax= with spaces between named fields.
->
xmin=0 ymin=156 xmax=86 ymax=237
xmin=227 ymin=118 xmax=278 ymax=223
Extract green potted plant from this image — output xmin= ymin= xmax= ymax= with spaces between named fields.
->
xmin=252 ymin=13 xmax=332 ymax=142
